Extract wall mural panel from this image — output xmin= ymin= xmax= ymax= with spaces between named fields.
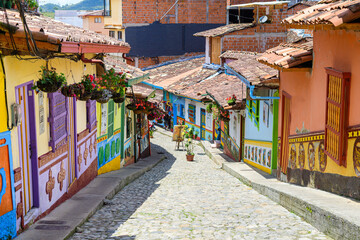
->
xmin=77 ymin=129 xmax=97 ymax=177
xmin=244 ymin=139 xmax=272 ymax=174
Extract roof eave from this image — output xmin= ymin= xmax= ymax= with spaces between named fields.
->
xmin=61 ymin=42 xmax=130 ymax=54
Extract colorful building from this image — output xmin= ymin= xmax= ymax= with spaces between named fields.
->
xmin=225 ymin=52 xmax=279 ymax=174
xmin=80 ymin=10 xmax=109 ymax=36
xmin=0 ymin=10 xmax=130 ymax=235
xmin=258 ymin=0 xmax=360 ymax=199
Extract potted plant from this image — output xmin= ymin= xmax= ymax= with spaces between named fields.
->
xmin=149 ymin=129 xmax=154 ymax=138
xmin=185 ymin=138 xmax=195 ymax=161
xmin=226 ymin=94 xmax=237 ymax=106
xmin=206 ymin=103 xmax=213 ymax=113
xmin=220 ymin=109 xmax=230 ymax=122
xmin=34 ymin=66 xmax=66 ymax=93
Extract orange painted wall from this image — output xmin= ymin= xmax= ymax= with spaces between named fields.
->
xmin=82 ymin=16 xmax=109 ymax=36
xmin=279 ymin=30 xmax=360 ymax=136
xmin=278 ymin=71 xmax=312 ymax=136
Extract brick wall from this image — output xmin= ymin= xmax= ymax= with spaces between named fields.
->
xmin=122 ymin=0 xmax=227 ymax=24
xmin=126 ymin=52 xmax=204 ymax=69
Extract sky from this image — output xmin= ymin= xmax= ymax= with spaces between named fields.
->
xmin=39 ymin=0 xmax=83 ymax=6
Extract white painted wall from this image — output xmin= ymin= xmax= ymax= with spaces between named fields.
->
xmin=229 ymin=110 xmax=241 ymax=146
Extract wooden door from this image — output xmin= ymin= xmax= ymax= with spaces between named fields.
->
xmin=280 ymin=92 xmax=291 ymax=174
xmin=200 ymin=109 xmax=206 ymax=140
xmin=16 ymin=84 xmax=35 ymax=215
xmin=211 ymin=37 xmax=221 ymax=65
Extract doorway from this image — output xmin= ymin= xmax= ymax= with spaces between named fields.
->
xmin=15 ymin=82 xmax=39 ymax=215
xmin=280 ymin=92 xmax=291 ymax=174
xmin=200 ymin=109 xmax=206 ymax=140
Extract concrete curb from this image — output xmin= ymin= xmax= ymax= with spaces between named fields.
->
xmin=200 ymin=141 xmax=360 ymax=240
xmin=16 ymin=153 xmax=167 ymax=240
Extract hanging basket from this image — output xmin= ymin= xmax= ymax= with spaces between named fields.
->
xmin=134 ymin=109 xmax=145 ymax=114
xmin=221 ymin=116 xmax=230 ymax=122
xmin=78 ymin=93 xmax=92 ymax=101
xmin=61 ymin=85 xmax=75 ymax=97
xmin=228 ymin=100 xmax=236 ymax=106
xmin=37 ymin=81 xmax=63 ymax=93
xmin=112 ymin=92 xmax=125 ymax=103
xmin=95 ymin=89 xmax=112 ymax=104
xmin=147 ymin=114 xmax=155 ymax=120
xmin=126 ymin=103 xmax=136 ymax=111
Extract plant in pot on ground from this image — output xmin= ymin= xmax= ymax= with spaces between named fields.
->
xmin=33 ymin=66 xmax=66 ymax=93
xmin=184 ymin=126 xmax=195 ymax=161
xmin=226 ymin=94 xmax=237 ymax=106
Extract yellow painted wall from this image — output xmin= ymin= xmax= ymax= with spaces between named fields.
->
xmin=0 ymin=58 xmax=8 ymax=133
xmin=114 ymin=102 xmax=121 ymax=130
xmin=3 ymin=54 xmax=96 ymax=168
xmin=288 ymin=133 xmax=359 ymax=177
xmin=104 ymin=0 xmax=122 ymax=26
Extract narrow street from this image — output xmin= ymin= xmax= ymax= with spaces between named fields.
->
xmin=69 ymin=129 xmax=331 ymax=240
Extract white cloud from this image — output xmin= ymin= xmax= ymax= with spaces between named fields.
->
xmin=39 ymin=0 xmax=83 ymax=6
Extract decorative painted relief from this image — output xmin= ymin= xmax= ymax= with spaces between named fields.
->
xmin=290 ymin=144 xmax=297 ymax=169
xmin=45 ymin=169 xmax=55 ymax=202
xmin=308 ymin=142 xmax=315 ymax=171
xmin=78 ymin=129 xmax=97 ymax=176
xmin=319 ymin=141 xmax=327 ymax=172
xmin=298 ymin=143 xmax=305 ymax=169
xmin=57 ymin=161 xmax=66 ymax=191
xmin=353 ymin=137 xmax=360 ymax=177
xmin=244 ymin=140 xmax=272 ymax=173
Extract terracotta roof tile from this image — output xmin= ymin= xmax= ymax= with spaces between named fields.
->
xmin=227 ymin=52 xmax=279 ymax=86
xmin=257 ymin=38 xmax=313 ymax=69
xmin=193 ymin=23 xmax=255 ymax=37
xmin=179 ymin=73 xmax=247 ymax=106
xmin=283 ymin=0 xmax=360 ymax=27
xmin=1 ymin=10 xmax=129 ymax=47
xmin=145 ymin=58 xmax=205 ymax=88
xmin=219 ymin=50 xmax=257 ymax=60
xmin=104 ymin=55 xmax=145 ymax=79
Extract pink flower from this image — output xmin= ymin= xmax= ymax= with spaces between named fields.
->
xmin=90 ymin=75 xmax=94 ymax=81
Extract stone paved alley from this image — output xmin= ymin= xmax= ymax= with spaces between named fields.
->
xmin=70 ymin=130 xmax=331 ymax=240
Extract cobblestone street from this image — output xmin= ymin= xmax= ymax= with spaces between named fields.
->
xmin=70 ymin=130 xmax=331 ymax=240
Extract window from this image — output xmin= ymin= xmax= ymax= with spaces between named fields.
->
xmin=86 ymin=100 xmax=97 ymax=131
xmin=94 ymin=17 xmax=102 ymax=23
xmin=104 ymin=0 xmax=111 ymax=16
xmin=324 ymin=67 xmax=350 ymax=166
xmin=179 ymin=104 xmax=185 ymax=118
xmin=109 ymin=31 xmax=115 ymax=38
xmin=108 ymin=100 xmax=114 ymax=138
xmin=228 ymin=8 xmax=254 ymax=24
xmin=48 ymin=92 xmax=68 ymax=152
xmin=252 ymin=100 xmax=260 ymax=130
xmin=188 ymin=104 xmax=196 ymax=124
xmin=117 ymin=31 xmax=122 ymax=40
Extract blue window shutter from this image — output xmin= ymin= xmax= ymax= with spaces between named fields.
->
xmin=86 ymin=100 xmax=97 ymax=131
xmin=48 ymin=91 xmax=68 ymax=152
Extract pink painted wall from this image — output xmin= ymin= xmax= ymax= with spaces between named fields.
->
xmin=279 ymin=30 xmax=360 ymax=136
xmin=83 ymin=16 xmax=109 ymax=36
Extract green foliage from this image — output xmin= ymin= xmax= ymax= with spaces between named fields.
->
xmin=185 ymin=138 xmax=195 ymax=156
xmin=206 ymin=103 xmax=213 ymax=113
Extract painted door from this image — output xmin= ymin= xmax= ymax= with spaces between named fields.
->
xmin=16 ymin=83 xmax=38 ymax=215
xmin=280 ymin=92 xmax=291 ymax=174
xmin=67 ymin=97 xmax=77 ymax=186
xmin=200 ymin=109 xmax=206 ymax=140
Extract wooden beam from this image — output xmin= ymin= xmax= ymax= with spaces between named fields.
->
xmin=0 ymin=33 xmax=60 ymax=53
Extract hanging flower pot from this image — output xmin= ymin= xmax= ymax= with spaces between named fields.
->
xmin=112 ymin=91 xmax=125 ymax=103
xmin=226 ymin=95 xmax=237 ymax=106
xmin=61 ymin=85 xmax=75 ymax=97
xmin=96 ymin=89 xmax=112 ymax=104
xmin=206 ymin=103 xmax=213 ymax=113
xmin=147 ymin=114 xmax=155 ymax=121
xmin=34 ymin=66 xmax=66 ymax=93
xmin=126 ymin=103 xmax=136 ymax=111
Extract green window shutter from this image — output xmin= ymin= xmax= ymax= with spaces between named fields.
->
xmin=188 ymin=104 xmax=196 ymax=124
xmin=246 ymin=100 xmax=252 ymax=119
xmin=252 ymin=100 xmax=260 ymax=130
xmin=108 ymin=100 xmax=114 ymax=138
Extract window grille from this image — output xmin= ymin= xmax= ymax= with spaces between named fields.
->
xmin=324 ymin=67 xmax=350 ymax=166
